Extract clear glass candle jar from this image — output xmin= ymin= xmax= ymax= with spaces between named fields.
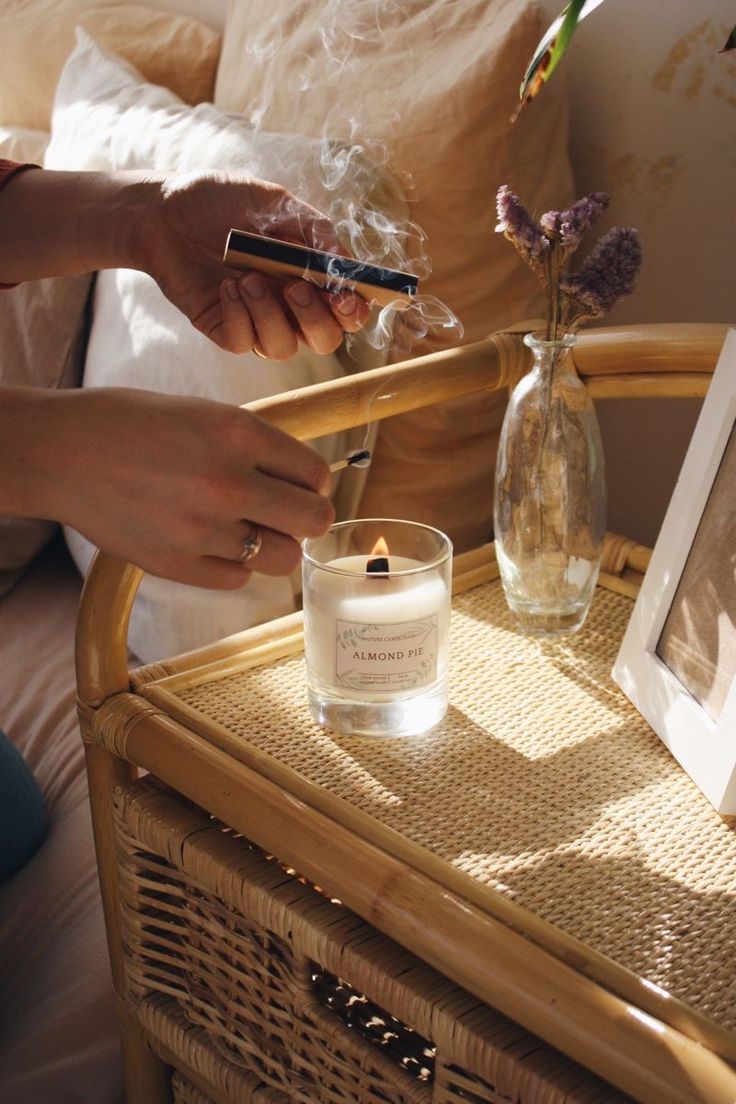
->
xmin=302 ymin=519 xmax=453 ymax=737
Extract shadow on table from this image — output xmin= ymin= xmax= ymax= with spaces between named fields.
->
xmin=496 ymin=845 xmax=736 ymax=1039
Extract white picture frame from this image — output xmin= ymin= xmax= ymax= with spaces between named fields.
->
xmin=613 ymin=328 xmax=736 ymax=814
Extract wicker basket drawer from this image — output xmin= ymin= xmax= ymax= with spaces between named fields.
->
xmin=170 ymin=1067 xmax=276 ymax=1104
xmin=148 ymin=997 xmax=286 ymax=1103
xmin=172 ymin=1071 xmax=217 ymax=1104
xmin=115 ymin=776 xmax=629 ymax=1104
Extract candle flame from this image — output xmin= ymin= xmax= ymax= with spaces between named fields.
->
xmin=369 ymin=536 xmax=389 ymax=558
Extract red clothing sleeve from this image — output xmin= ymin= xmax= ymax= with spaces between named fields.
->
xmin=0 ymin=160 xmax=41 ymax=289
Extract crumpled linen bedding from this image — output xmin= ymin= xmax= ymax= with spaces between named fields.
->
xmin=0 ymin=538 xmax=123 ymax=1104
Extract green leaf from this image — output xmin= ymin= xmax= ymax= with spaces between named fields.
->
xmin=513 ymin=0 xmax=607 ymax=121
xmin=721 ymin=25 xmax=736 ymax=52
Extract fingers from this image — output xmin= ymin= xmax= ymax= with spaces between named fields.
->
xmin=127 ymin=503 xmax=331 ymax=592
xmin=284 ymin=284 xmax=370 ymax=350
xmin=142 ymin=554 xmax=256 ymax=591
xmin=282 ymin=281 xmax=345 ymax=355
xmin=256 ymin=188 xmax=340 ymax=253
xmin=185 ymin=452 xmax=335 ymax=583
xmin=239 ymin=272 xmax=368 ymax=359
xmin=235 ymin=467 xmax=336 ymax=537
xmin=239 ymin=273 xmax=299 ymax=361
xmin=151 ymin=504 xmax=331 ymax=591
xmin=219 ymin=278 xmax=257 ymax=353
xmin=212 ymin=274 xmax=369 ymax=359
xmin=328 ymin=290 xmax=370 ymax=335
xmin=244 ymin=420 xmax=334 ymax=498
xmin=142 ymin=536 xmax=294 ymax=591
xmin=187 ymin=419 xmax=335 ymax=575
xmin=131 ymin=500 xmax=331 ymax=591
xmin=210 ymin=521 xmax=304 ymax=577
xmin=146 ymin=173 xmax=370 ymax=358
xmin=54 ymin=387 xmax=338 ymax=594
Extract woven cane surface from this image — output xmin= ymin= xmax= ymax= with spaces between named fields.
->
xmin=171 ymin=580 xmax=736 ymax=1035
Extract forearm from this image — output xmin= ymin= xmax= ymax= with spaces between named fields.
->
xmin=0 ymin=388 xmax=65 ymax=519
xmin=0 ymin=385 xmax=334 ymax=590
xmin=0 ymin=169 xmax=164 ymax=283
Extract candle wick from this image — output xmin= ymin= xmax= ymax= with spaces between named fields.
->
xmin=366 ymin=556 xmax=390 ymax=574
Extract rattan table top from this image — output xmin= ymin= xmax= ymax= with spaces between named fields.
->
xmin=140 ymin=577 xmax=736 ymax=1048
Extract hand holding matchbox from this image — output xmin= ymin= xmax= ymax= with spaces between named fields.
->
xmin=224 ymin=229 xmax=419 ymax=308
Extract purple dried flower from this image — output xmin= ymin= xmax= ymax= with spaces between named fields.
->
xmin=539 ymin=209 xmax=561 ymax=237
xmin=552 ymin=192 xmax=610 ymax=251
xmin=495 ymin=185 xmax=550 ymax=266
xmin=561 ymin=227 xmax=643 ymax=317
xmin=495 ymin=183 xmax=641 ymax=338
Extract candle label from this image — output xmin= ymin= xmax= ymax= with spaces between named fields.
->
xmin=335 ymin=616 xmax=438 ymax=690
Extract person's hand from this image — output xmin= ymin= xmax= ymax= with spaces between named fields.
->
xmin=0 ymin=166 xmax=368 ymax=358
xmin=31 ymin=387 xmax=335 ymax=588
xmin=131 ymin=171 xmax=370 ymax=359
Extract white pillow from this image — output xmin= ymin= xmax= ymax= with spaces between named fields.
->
xmin=46 ymin=30 xmax=402 ymax=662
xmin=0 ymin=126 xmax=49 ymax=163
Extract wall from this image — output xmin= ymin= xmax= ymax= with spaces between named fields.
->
xmin=540 ymin=0 xmax=735 ymax=545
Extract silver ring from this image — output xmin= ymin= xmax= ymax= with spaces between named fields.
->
xmin=239 ymin=524 xmax=263 ymax=564
xmin=252 ymin=344 xmax=268 ymax=360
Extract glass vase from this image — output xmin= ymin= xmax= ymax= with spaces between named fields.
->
xmin=493 ymin=331 xmax=606 ymax=636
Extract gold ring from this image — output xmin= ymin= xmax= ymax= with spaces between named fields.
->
xmin=239 ymin=524 xmax=263 ymax=564
xmin=252 ymin=344 xmax=268 ymax=360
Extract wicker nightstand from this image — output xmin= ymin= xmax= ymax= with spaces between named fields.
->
xmin=76 ymin=325 xmax=736 ymax=1104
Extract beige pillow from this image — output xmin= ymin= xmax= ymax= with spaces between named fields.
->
xmin=0 ymin=127 xmax=93 ymax=596
xmin=0 ymin=274 xmax=93 ymax=597
xmin=215 ymin=0 xmax=574 ymax=552
xmin=0 ymin=1 xmax=220 ymax=131
xmin=215 ymin=0 xmax=573 ymax=351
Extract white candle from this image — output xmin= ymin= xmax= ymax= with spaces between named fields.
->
xmin=302 ymin=519 xmax=453 ymax=735
xmin=304 ymin=554 xmax=450 ymax=699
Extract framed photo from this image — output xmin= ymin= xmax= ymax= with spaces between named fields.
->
xmin=613 ymin=328 xmax=736 ymax=814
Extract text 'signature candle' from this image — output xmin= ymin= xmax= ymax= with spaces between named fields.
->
xmin=302 ymin=520 xmax=452 ymax=737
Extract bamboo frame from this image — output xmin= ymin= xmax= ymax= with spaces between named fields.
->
xmin=75 ymin=322 xmax=725 ymax=705
xmin=127 ymin=551 xmax=736 ymax=1071
xmin=91 ymin=692 xmax=736 ymax=1104
xmin=75 ymin=321 xmax=730 ymax=1104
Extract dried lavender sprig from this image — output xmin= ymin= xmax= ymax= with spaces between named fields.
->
xmin=495 ymin=185 xmax=550 ymax=271
xmin=560 ymin=226 xmax=643 ymax=321
xmin=540 ymin=191 xmax=610 ymax=252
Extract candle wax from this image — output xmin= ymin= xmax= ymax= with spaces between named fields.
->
xmin=304 ymin=554 xmax=450 ymax=697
